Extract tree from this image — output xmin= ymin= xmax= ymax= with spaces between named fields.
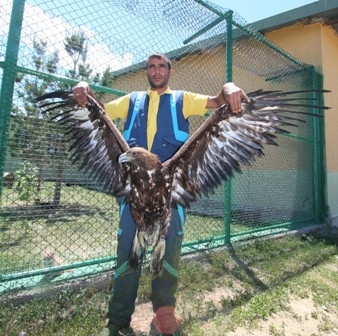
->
xmin=10 ymin=33 xmax=110 ymax=207
xmin=64 ymin=31 xmax=93 ymax=80
xmin=100 ymin=67 xmax=114 ymax=88
xmin=10 ymin=39 xmax=69 ymax=206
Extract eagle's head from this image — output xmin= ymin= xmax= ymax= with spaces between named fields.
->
xmin=118 ymin=147 xmax=162 ymax=170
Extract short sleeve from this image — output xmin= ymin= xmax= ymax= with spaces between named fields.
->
xmin=182 ymin=92 xmax=209 ymax=119
xmin=104 ymin=94 xmax=131 ymax=120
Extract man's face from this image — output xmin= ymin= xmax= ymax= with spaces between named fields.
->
xmin=146 ymin=57 xmax=172 ymax=90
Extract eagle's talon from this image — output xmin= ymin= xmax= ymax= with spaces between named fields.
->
xmin=137 ymin=231 xmax=146 ymax=249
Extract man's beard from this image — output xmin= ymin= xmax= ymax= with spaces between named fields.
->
xmin=147 ymin=75 xmax=168 ymax=90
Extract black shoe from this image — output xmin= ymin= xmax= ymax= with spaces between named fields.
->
xmin=98 ymin=324 xmax=136 ymax=336
xmin=118 ymin=326 xmax=137 ymax=336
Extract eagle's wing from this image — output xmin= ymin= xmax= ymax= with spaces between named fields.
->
xmin=36 ymin=91 xmax=130 ymax=195
xmin=164 ymin=89 xmax=330 ymax=208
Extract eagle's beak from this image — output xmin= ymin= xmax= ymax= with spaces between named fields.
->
xmin=118 ymin=153 xmax=130 ymax=164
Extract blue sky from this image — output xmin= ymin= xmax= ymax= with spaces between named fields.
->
xmin=210 ymin=0 xmax=317 ymax=23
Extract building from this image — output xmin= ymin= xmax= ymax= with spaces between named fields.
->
xmin=251 ymin=0 xmax=338 ymax=226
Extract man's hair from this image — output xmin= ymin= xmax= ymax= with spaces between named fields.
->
xmin=146 ymin=53 xmax=172 ymax=70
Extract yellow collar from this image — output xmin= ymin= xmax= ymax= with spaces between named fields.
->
xmin=147 ymin=87 xmax=171 ymax=96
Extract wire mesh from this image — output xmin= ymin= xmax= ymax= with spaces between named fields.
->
xmin=0 ymin=0 xmax=323 ymax=293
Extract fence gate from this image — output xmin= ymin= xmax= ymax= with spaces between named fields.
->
xmin=0 ymin=0 xmax=326 ymax=293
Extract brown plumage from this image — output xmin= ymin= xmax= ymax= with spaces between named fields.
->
xmin=118 ymin=148 xmax=172 ymax=272
xmin=36 ymin=89 xmax=330 ymax=277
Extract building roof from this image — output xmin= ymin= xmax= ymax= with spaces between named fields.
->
xmin=251 ymin=0 xmax=338 ymax=34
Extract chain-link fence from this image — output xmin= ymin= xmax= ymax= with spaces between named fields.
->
xmin=0 ymin=0 xmax=326 ymax=293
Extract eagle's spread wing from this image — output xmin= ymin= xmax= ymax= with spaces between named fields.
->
xmin=36 ymin=91 xmax=130 ymax=196
xmin=164 ymin=89 xmax=330 ymax=208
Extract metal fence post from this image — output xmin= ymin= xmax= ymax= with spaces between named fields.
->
xmin=310 ymin=67 xmax=327 ymax=222
xmin=0 ymin=0 xmax=26 ymax=197
xmin=224 ymin=11 xmax=233 ymax=246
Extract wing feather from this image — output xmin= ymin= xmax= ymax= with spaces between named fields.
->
xmin=164 ymin=89 xmax=330 ymax=208
xmin=36 ymin=90 xmax=130 ymax=195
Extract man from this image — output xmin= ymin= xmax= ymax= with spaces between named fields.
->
xmin=73 ymin=53 xmax=249 ymax=336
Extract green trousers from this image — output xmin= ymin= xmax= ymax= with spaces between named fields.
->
xmin=107 ymin=201 xmax=186 ymax=328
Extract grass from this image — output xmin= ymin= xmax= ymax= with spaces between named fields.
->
xmin=0 ymin=229 xmax=337 ymax=335
xmin=0 ymin=183 xmax=229 ymax=277
xmin=1 ymin=181 xmax=316 ymax=283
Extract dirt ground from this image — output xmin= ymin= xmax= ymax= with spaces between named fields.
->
xmin=128 ymin=228 xmax=338 ymax=335
xmin=129 ymin=287 xmax=338 ymax=335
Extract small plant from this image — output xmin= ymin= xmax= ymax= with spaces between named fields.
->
xmin=269 ymin=324 xmax=285 ymax=336
xmin=14 ymin=161 xmax=39 ymax=202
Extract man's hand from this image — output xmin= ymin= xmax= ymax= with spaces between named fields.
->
xmin=223 ymin=82 xmax=250 ymax=113
xmin=72 ymin=81 xmax=91 ymax=106
xmin=206 ymin=82 xmax=250 ymax=111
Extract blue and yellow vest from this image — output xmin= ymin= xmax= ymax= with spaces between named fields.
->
xmin=123 ymin=91 xmax=189 ymax=162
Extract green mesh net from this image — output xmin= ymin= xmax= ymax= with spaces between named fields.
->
xmin=0 ymin=0 xmax=324 ymax=292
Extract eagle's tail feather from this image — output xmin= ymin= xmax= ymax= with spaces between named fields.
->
xmin=150 ymin=238 xmax=166 ymax=279
xmin=129 ymin=231 xmax=145 ymax=270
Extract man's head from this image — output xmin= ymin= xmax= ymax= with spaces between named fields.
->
xmin=146 ymin=53 xmax=173 ymax=92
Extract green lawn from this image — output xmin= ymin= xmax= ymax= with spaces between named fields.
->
xmin=0 ymin=183 xmax=230 ymax=279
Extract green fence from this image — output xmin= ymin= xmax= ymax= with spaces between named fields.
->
xmin=0 ymin=0 xmax=326 ymax=293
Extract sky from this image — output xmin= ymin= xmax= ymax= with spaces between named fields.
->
xmin=210 ymin=0 xmax=317 ymax=23
xmin=1 ymin=0 xmax=319 ymax=75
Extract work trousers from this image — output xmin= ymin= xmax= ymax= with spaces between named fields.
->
xmin=107 ymin=201 xmax=186 ymax=328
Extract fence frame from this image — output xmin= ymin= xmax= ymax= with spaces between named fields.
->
xmin=0 ymin=0 xmax=327 ymax=292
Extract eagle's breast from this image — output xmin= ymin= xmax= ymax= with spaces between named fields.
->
xmin=119 ymin=148 xmax=172 ymax=231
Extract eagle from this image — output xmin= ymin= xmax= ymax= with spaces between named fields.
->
xmin=36 ymin=89 xmax=329 ymax=277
